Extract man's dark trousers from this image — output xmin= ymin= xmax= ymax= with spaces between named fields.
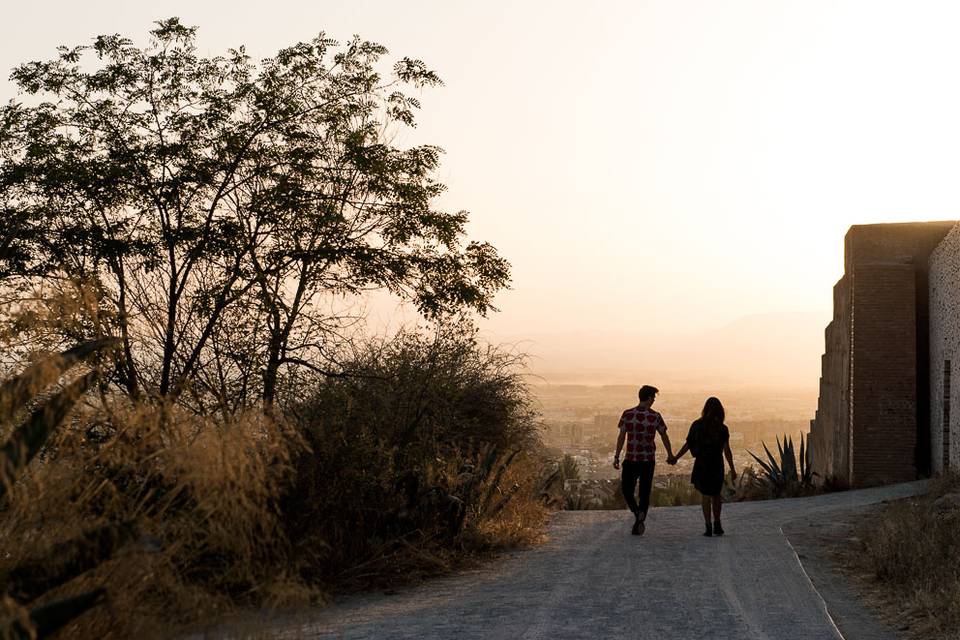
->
xmin=621 ymin=460 xmax=656 ymax=515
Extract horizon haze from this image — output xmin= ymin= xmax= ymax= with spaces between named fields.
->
xmin=4 ymin=2 xmax=960 ymax=391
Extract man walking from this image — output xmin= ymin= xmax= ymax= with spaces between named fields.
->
xmin=613 ymin=385 xmax=673 ymax=535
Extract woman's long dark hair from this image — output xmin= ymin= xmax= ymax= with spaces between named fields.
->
xmin=701 ymin=397 xmax=725 ymax=424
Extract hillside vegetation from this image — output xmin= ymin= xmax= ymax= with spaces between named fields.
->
xmin=0 ymin=20 xmax=546 ymax=638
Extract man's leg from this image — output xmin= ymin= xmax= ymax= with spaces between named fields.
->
xmin=637 ymin=461 xmax=656 ymax=516
xmin=620 ymin=461 xmax=641 ymax=515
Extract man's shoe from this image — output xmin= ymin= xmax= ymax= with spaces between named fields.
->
xmin=636 ymin=511 xmax=646 ymax=536
xmin=713 ymin=520 xmax=724 ymax=536
xmin=703 ymin=522 xmax=713 ymax=537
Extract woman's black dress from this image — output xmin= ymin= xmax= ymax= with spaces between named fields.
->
xmin=686 ymin=418 xmax=729 ymax=496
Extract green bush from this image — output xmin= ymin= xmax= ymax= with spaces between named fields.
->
xmin=279 ymin=326 xmax=545 ymax=588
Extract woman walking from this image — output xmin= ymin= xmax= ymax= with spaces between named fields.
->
xmin=669 ymin=397 xmax=736 ymax=536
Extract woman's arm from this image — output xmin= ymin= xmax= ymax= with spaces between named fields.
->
xmin=724 ymin=441 xmax=737 ymax=480
xmin=672 ymin=442 xmax=690 ymax=462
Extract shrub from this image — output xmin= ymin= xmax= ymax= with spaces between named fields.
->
xmin=849 ymin=472 xmax=960 ymax=637
xmin=0 ymin=325 xmax=546 ymax=637
xmin=651 ymin=475 xmax=702 ymax=507
xmin=280 ymin=326 xmax=545 ymax=589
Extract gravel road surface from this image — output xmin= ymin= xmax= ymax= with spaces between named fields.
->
xmin=270 ymin=481 xmax=925 ymax=640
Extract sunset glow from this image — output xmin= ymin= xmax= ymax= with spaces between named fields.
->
xmin=4 ymin=1 xmax=959 ymax=387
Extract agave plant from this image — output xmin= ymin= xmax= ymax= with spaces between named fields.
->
xmin=748 ymin=432 xmax=815 ymax=495
xmin=0 ymin=339 xmax=137 ymax=640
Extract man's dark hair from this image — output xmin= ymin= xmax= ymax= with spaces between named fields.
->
xmin=638 ymin=385 xmax=659 ymax=402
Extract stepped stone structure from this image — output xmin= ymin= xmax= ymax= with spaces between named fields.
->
xmin=809 ymin=221 xmax=955 ymax=487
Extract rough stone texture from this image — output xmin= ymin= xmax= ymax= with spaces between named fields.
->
xmin=811 ymin=276 xmax=851 ymax=483
xmin=929 ymin=223 xmax=960 ymax=473
xmin=254 ymin=482 xmax=926 ymax=640
xmin=810 ymin=222 xmax=955 ymax=487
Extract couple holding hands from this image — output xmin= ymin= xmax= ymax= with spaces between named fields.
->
xmin=613 ymin=386 xmax=737 ymax=537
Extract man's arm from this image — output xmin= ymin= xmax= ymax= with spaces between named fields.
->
xmin=660 ymin=431 xmax=674 ymax=460
xmin=614 ymin=430 xmax=625 ymax=469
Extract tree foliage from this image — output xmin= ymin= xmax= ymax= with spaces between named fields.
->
xmin=0 ymin=18 xmax=510 ymax=407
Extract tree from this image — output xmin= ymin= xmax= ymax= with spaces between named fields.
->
xmin=0 ymin=18 xmax=510 ymax=408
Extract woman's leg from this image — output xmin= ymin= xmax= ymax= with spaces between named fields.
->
xmin=701 ymin=495 xmax=713 ymax=536
xmin=712 ymin=495 xmax=724 ymax=535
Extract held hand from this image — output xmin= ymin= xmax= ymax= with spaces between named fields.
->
xmin=613 ymin=457 xmax=621 ymax=470
xmin=666 ymin=455 xmax=676 ymax=465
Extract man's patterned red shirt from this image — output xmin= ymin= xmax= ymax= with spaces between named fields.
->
xmin=618 ymin=406 xmax=667 ymax=462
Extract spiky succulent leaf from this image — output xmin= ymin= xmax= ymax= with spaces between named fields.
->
xmin=761 ymin=442 xmax=783 ymax=480
xmin=749 ymin=451 xmax=775 ymax=476
xmin=783 ymin=436 xmax=799 ymax=483
xmin=0 ymin=339 xmax=115 ymax=422
xmin=28 ymin=587 xmax=106 ymax=638
xmin=0 ymin=371 xmax=97 ymax=500
xmin=5 ymin=521 xmax=136 ymax=602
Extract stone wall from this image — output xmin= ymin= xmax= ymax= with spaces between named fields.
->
xmin=810 ymin=277 xmax=850 ymax=482
xmin=929 ymin=223 xmax=960 ymax=473
xmin=810 ymin=221 xmax=955 ymax=486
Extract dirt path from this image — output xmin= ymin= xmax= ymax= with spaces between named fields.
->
xmin=265 ymin=481 xmax=926 ymax=639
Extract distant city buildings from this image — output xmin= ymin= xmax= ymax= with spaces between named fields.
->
xmin=538 ymin=388 xmax=808 ymax=481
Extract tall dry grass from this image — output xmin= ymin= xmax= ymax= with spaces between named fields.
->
xmin=1 ymin=403 xmax=307 ymax=637
xmin=850 ymin=472 xmax=960 ymax=638
xmin=0 ymin=327 xmax=547 ymax=637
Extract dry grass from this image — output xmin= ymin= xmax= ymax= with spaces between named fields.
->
xmin=0 ymin=403 xmax=308 ymax=637
xmin=0 ymin=329 xmax=548 ymax=638
xmin=846 ymin=472 xmax=960 ymax=639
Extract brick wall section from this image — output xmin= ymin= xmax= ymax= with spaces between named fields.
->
xmin=810 ymin=221 xmax=955 ymax=487
xmin=850 ymin=262 xmax=917 ymax=485
xmin=929 ymin=223 xmax=960 ymax=473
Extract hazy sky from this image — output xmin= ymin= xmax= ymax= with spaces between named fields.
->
xmin=3 ymin=1 xmax=960 ymax=386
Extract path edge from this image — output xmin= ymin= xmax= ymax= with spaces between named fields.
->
xmin=780 ymin=525 xmax=846 ymax=640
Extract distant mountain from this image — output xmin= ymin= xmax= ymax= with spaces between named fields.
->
xmin=667 ymin=312 xmax=826 ymax=387
xmin=487 ymin=311 xmax=828 ymax=390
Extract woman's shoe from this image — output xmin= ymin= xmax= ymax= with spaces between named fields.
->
xmin=703 ymin=522 xmax=713 ymax=537
xmin=713 ymin=520 xmax=724 ymax=536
